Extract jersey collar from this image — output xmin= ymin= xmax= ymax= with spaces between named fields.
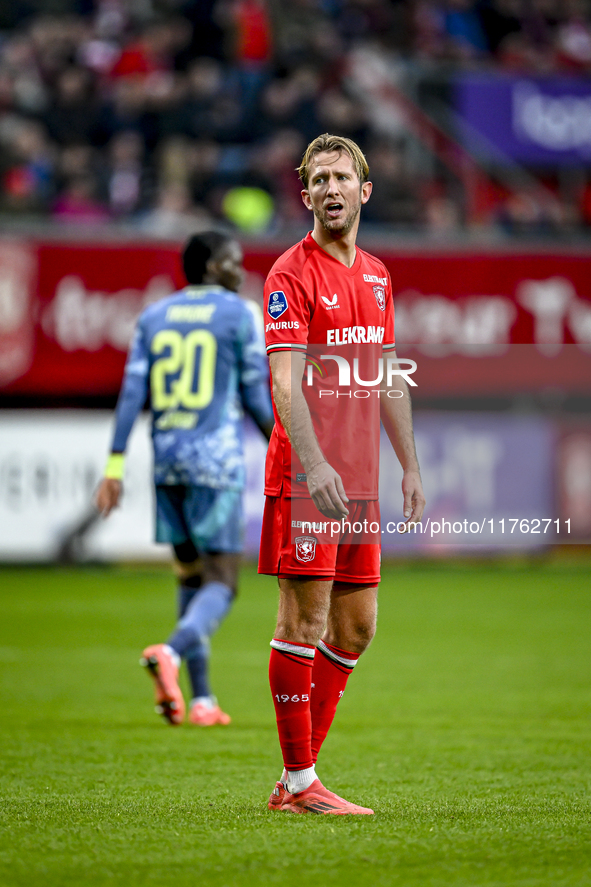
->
xmin=304 ymin=231 xmax=361 ymax=276
xmin=185 ymin=285 xmax=227 ymax=298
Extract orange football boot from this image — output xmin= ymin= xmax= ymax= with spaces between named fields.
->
xmin=140 ymin=644 xmax=185 ymax=725
xmin=279 ymin=779 xmax=374 ymax=815
xmin=268 ymin=781 xmax=287 ymax=810
xmin=188 ymin=700 xmax=231 ymax=726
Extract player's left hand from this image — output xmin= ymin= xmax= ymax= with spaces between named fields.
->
xmin=399 ymin=469 xmax=425 ymax=532
xmin=95 ymin=478 xmax=122 ymax=517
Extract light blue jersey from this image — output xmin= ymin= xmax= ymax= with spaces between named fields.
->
xmin=110 ymin=285 xmax=272 ymax=489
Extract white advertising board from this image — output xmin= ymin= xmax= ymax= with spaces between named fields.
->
xmin=0 ymin=411 xmax=267 ymax=562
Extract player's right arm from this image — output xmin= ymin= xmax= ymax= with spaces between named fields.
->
xmin=96 ymin=320 xmax=150 ymax=517
xmin=269 ymin=350 xmax=349 ymax=520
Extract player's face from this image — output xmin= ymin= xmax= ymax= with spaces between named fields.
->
xmin=213 ymin=240 xmax=244 ymax=292
xmin=302 ymin=150 xmax=372 ymax=236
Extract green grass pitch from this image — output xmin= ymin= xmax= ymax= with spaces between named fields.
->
xmin=0 ymin=558 xmax=590 ymax=887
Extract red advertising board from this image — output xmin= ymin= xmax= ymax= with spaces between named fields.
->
xmin=1 ymin=238 xmax=591 ymax=398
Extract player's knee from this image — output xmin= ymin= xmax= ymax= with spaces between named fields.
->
xmin=201 ymin=552 xmax=240 ymax=595
xmin=353 ymin=619 xmax=376 ymax=652
xmin=328 ymin=617 xmax=376 ymax=654
xmin=173 ymin=556 xmax=202 ymax=585
xmin=275 ymin=611 xmax=325 ymax=646
xmin=181 ymin=571 xmax=203 ymax=590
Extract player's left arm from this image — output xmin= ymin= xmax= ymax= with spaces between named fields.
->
xmin=379 ymin=273 xmax=425 ymax=528
xmin=237 ymin=301 xmax=274 ymax=441
xmin=380 ymin=360 xmax=425 ymax=529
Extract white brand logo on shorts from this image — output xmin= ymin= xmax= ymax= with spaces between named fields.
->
xmin=295 ymin=535 xmax=317 ymax=562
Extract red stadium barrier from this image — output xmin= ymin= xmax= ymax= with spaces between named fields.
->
xmin=1 ymin=237 xmax=590 ymax=397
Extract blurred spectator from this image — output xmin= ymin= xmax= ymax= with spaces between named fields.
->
xmin=186 ymin=138 xmax=228 ymax=215
xmin=363 ymin=140 xmax=422 ymax=227
xmin=222 ymin=0 xmax=274 ymax=124
xmin=56 ymin=142 xmax=99 ymax=186
xmin=160 ymin=57 xmax=224 ymax=139
xmin=157 ymin=135 xmax=193 ymax=189
xmin=101 ymin=18 xmax=189 ymax=149
xmin=247 ymin=128 xmax=308 ymax=226
xmin=176 ymin=0 xmax=227 ymax=65
xmin=100 ymin=129 xmax=153 ymax=218
xmin=43 ymin=65 xmax=100 ymax=146
xmin=413 ymin=0 xmax=449 ymax=60
xmin=267 ymin=0 xmax=333 ymax=68
xmin=253 ymin=65 xmax=322 ymax=144
xmin=52 ymin=173 xmax=110 ymax=223
xmin=164 ymin=57 xmax=247 ymax=144
xmin=478 ymin=0 xmax=523 ymax=55
xmin=108 ymin=18 xmax=184 ymax=83
xmin=496 ymin=29 xmax=553 ymax=71
xmin=140 ymin=180 xmax=212 ymax=237
xmin=29 ymin=15 xmax=83 ymax=85
xmin=335 ymin=0 xmax=405 ymax=52
xmin=424 ymin=192 xmax=463 ymax=237
xmin=94 ymin=76 xmax=155 ymax=149
xmin=0 ymin=31 xmax=47 ymax=114
xmin=0 ymin=118 xmax=55 ymax=213
xmin=227 ymin=0 xmax=273 ymax=64
xmin=316 ymin=86 xmax=369 ymax=147
xmin=554 ymin=0 xmax=591 ymax=72
xmin=444 ymin=0 xmax=489 ymax=59
xmin=495 ymin=183 xmax=576 ymax=238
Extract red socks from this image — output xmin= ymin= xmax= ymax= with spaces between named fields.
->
xmin=269 ymin=640 xmax=315 ymax=771
xmin=269 ymin=638 xmax=359 ymax=771
xmin=311 ymin=640 xmax=359 ymax=764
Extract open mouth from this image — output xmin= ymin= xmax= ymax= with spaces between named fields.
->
xmin=326 ymin=202 xmax=343 ymax=218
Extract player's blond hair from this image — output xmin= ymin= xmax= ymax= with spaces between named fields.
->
xmin=298 ymin=133 xmax=369 ymax=189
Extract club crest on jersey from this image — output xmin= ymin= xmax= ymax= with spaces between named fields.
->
xmin=267 ymin=290 xmax=288 ymax=319
xmin=373 ymin=285 xmax=386 ymax=311
xmin=295 ymin=535 xmax=317 ymax=562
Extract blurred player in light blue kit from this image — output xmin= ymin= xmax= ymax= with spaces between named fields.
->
xmin=96 ymin=231 xmax=273 ymax=726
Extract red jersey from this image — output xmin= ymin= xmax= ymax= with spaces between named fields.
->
xmin=264 ymin=232 xmax=395 ymax=499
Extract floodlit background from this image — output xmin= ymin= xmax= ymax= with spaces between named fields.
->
xmin=0 ymin=0 xmax=590 ymax=557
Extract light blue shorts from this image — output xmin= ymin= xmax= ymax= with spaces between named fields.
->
xmin=155 ymin=485 xmax=244 ymax=553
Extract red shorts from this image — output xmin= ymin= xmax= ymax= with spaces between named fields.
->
xmin=258 ymin=495 xmax=381 ymax=585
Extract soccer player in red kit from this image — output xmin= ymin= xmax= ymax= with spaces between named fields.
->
xmin=259 ymin=134 xmax=426 ymax=815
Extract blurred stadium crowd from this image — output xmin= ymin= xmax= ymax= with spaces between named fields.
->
xmin=1 ymin=0 xmax=591 ymax=238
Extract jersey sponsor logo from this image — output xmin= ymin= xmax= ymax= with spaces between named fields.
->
xmin=321 ymin=294 xmax=340 ymax=309
xmin=154 ymin=410 xmax=198 ymax=430
xmin=363 ymin=273 xmax=388 ymax=286
xmin=267 ymin=290 xmax=288 ymax=319
xmin=292 ymin=519 xmax=328 ymax=532
xmin=373 ymin=285 xmax=386 ymax=311
xmin=265 ymin=320 xmax=300 ymax=331
xmin=295 ymin=535 xmax=317 ymax=562
xmin=326 ymin=326 xmax=385 ymax=345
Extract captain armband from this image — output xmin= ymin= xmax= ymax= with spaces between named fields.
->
xmin=104 ymin=452 xmax=125 ymax=481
